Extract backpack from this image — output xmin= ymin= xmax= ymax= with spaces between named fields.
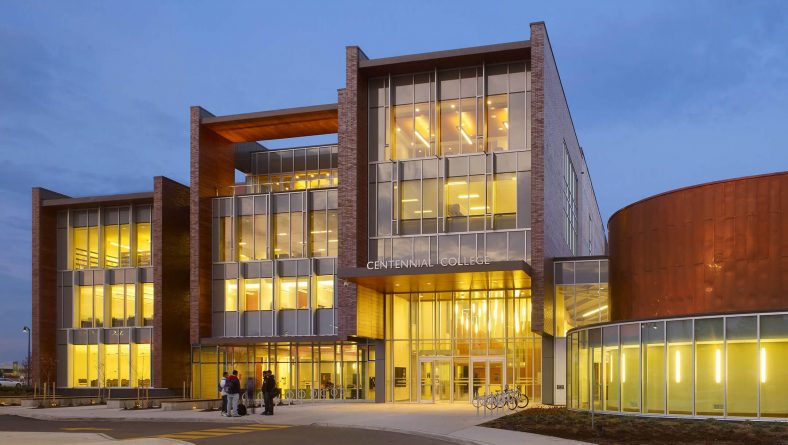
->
xmin=237 ymin=403 xmax=247 ymax=416
xmin=226 ymin=377 xmax=240 ymax=394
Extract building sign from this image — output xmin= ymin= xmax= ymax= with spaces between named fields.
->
xmin=366 ymin=256 xmax=491 ymax=270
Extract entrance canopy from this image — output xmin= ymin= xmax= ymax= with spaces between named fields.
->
xmin=339 ymin=260 xmax=532 ymax=293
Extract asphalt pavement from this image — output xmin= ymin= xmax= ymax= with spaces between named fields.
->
xmin=0 ymin=414 xmax=460 ymax=445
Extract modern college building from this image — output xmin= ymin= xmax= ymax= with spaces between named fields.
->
xmin=30 ymin=22 xmax=787 ymax=416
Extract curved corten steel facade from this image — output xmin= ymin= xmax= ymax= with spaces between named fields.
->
xmin=609 ymin=171 xmax=788 ymax=321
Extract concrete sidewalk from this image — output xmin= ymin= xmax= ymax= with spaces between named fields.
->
xmin=0 ymin=403 xmax=590 ymax=445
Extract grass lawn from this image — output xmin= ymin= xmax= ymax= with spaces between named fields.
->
xmin=482 ymin=407 xmax=788 ymax=444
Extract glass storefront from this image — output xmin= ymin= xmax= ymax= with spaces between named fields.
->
xmin=567 ymin=312 xmax=788 ymax=419
xmin=192 ymin=342 xmax=377 ymax=401
xmin=66 ymin=327 xmax=153 ymax=388
xmin=384 ymin=289 xmax=541 ymax=403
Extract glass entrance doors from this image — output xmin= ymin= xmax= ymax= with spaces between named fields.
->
xmin=420 ymin=358 xmax=504 ymax=402
xmin=471 ymin=358 xmax=505 ymax=399
xmin=419 ymin=359 xmax=451 ymax=402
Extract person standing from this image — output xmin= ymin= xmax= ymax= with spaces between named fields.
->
xmin=262 ymin=370 xmax=275 ymax=415
xmin=225 ymin=370 xmax=241 ymax=417
xmin=245 ymin=375 xmax=256 ymax=414
xmin=219 ymin=371 xmax=228 ymax=417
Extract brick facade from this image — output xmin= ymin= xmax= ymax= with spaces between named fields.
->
xmin=153 ymin=176 xmax=191 ymax=388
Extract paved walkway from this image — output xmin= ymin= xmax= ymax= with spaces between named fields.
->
xmin=0 ymin=403 xmax=590 ymax=445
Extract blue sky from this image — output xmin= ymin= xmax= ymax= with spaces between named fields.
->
xmin=1 ymin=1 xmax=786 ymax=361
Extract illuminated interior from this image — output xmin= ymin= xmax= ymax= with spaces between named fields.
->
xmin=385 ymin=289 xmax=540 ymax=403
xmin=568 ymin=313 xmax=788 ymax=419
xmin=68 ymin=340 xmax=152 ymax=388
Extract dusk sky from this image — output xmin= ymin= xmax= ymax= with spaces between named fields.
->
xmin=1 ymin=1 xmax=787 ymax=361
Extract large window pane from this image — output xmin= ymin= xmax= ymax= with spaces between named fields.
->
xmin=327 ymin=210 xmax=337 ymax=257
xmin=278 ymin=277 xmax=297 ymax=310
xmin=440 ymin=99 xmax=460 ymax=156
xmin=394 ymin=103 xmax=415 ymax=160
xmin=136 ymin=222 xmax=151 ymax=266
xmin=216 ymin=217 xmax=232 ymax=262
xmin=313 ymin=275 xmax=334 ymax=309
xmin=125 ymin=283 xmax=136 ymax=326
xmin=493 ymin=173 xmax=516 ymax=229
xmin=244 ymin=279 xmax=260 ymax=311
xmin=110 ymin=285 xmax=125 ymax=327
xmin=94 ymin=285 xmax=103 ymax=328
xmin=310 ymin=210 xmax=328 ymax=256
xmin=274 ymin=213 xmax=289 ymax=258
xmin=72 ymin=227 xmax=88 ymax=269
xmin=254 ymin=214 xmax=268 ymax=260
xmin=760 ymin=314 xmax=788 ymax=417
xmin=238 ymin=215 xmax=254 ymax=261
xmin=78 ymin=286 xmax=93 ymax=328
xmin=620 ymin=323 xmax=640 ymax=412
xmin=726 ymin=316 xmax=757 ymax=417
xmin=487 ymin=94 xmax=508 ymax=151
xmin=695 ymin=318 xmax=724 ymax=416
xmin=642 ymin=322 xmax=665 ymax=414
xmin=104 ymin=224 xmax=119 ymax=268
xmin=225 ymin=280 xmax=238 ymax=312
xmin=400 ymin=180 xmax=421 ymax=235
xmin=141 ymin=283 xmax=153 ymax=326
xmin=602 ymin=325 xmax=620 ymax=411
xmin=667 ymin=319 xmax=692 ymax=415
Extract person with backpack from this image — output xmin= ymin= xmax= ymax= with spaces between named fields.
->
xmin=225 ymin=370 xmax=241 ymax=417
xmin=219 ymin=371 xmax=228 ymax=417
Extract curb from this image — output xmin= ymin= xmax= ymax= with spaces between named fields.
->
xmin=310 ymin=422 xmax=485 ymax=445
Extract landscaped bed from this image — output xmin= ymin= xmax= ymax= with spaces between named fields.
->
xmin=482 ymin=407 xmax=788 ymax=444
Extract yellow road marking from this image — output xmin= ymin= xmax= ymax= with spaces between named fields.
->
xmin=158 ymin=424 xmax=290 ymax=439
xmin=62 ymin=427 xmax=113 ymax=431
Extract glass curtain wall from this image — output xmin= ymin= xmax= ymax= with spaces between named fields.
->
xmin=247 ymin=145 xmax=338 ymax=194
xmin=554 ymin=260 xmax=609 ymax=336
xmin=67 ymin=206 xmax=153 ymax=270
xmin=567 ymin=312 xmax=788 ymax=419
xmin=67 ymin=328 xmax=153 ymax=388
xmin=384 ymin=289 xmax=540 ymax=403
xmin=191 ymin=343 xmax=376 ymax=402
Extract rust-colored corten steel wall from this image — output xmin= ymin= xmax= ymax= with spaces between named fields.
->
xmin=153 ymin=177 xmax=191 ymax=388
xmin=609 ymin=172 xmax=788 ymax=321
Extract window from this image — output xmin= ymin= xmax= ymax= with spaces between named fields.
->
xmin=225 ymin=280 xmax=238 ymax=312
xmin=445 ymin=175 xmax=486 ymax=232
xmin=439 ymin=69 xmax=482 ymax=155
xmin=491 ymin=173 xmax=517 ymax=229
xmin=104 ymin=223 xmax=131 ymax=268
xmin=76 ymin=285 xmax=103 ymax=328
xmin=141 ymin=283 xmax=153 ymax=326
xmin=109 ymin=284 xmax=135 ymax=327
xmin=254 ymin=214 xmax=268 ymax=260
xmin=277 ymin=277 xmax=308 ymax=310
xmin=392 ymin=74 xmax=434 ymax=160
xmin=238 ymin=215 xmax=254 ymax=261
xmin=216 ymin=216 xmax=232 ymax=262
xmin=131 ymin=343 xmax=151 ymax=387
xmin=274 ymin=211 xmax=304 ymax=259
xmin=312 ymin=275 xmax=334 ymax=309
xmin=486 ymin=94 xmax=509 ymax=151
xmin=243 ymin=278 xmax=273 ymax=311
xmin=136 ymin=223 xmax=151 ymax=266
xmin=563 ymin=141 xmax=578 ymax=254
xmin=72 ymin=224 xmax=99 ymax=269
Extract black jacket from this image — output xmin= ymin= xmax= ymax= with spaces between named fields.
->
xmin=263 ymin=375 xmax=276 ymax=393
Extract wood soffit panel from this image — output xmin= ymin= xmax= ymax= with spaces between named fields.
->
xmin=339 ymin=261 xmax=533 ymax=293
xmin=202 ymin=104 xmax=338 ymax=143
